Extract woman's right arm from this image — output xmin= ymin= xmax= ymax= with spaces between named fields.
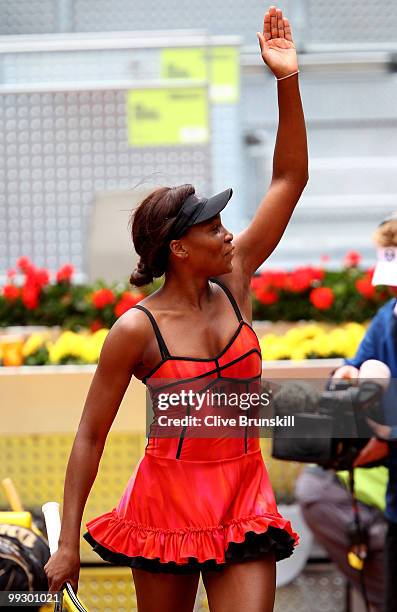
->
xmin=44 ymin=310 xmax=148 ymax=592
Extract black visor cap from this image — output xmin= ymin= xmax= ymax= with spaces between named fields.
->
xmin=171 ymin=188 xmax=233 ymax=239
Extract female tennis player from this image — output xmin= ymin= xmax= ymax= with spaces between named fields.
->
xmin=45 ymin=6 xmax=308 ymax=611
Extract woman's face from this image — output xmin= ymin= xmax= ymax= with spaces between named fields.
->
xmin=175 ymin=214 xmax=235 ymax=276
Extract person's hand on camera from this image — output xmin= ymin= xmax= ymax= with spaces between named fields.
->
xmin=44 ymin=545 xmax=80 ymax=594
xmin=257 ymin=6 xmax=298 ymax=79
xmin=332 ymin=365 xmax=360 ymax=381
xmin=366 ymin=417 xmax=392 ymax=441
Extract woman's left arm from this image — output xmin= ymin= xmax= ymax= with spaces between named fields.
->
xmin=234 ymin=6 xmax=308 ymax=283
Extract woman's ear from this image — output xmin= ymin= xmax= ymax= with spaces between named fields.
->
xmin=169 ymin=239 xmax=188 ymax=259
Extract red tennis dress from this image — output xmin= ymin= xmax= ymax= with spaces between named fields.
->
xmin=84 ymin=279 xmax=299 ymax=573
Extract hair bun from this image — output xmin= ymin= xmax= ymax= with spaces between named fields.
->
xmin=130 ymin=259 xmax=154 ymax=287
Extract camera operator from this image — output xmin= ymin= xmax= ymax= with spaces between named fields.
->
xmin=296 ymin=464 xmax=388 ymax=611
xmin=299 ymin=213 xmax=397 ymax=612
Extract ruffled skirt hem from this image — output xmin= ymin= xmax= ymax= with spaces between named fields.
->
xmin=83 ymin=509 xmax=298 ymax=574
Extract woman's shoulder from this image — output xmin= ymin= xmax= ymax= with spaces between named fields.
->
xmin=109 ymin=304 xmax=156 ymax=346
xmin=93 ymin=308 xmax=154 ymax=375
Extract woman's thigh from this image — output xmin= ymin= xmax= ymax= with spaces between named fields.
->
xmin=201 ymin=552 xmax=276 ymax=612
xmin=131 ymin=567 xmax=201 ymax=612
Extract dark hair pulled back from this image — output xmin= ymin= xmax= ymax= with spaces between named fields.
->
xmin=129 ymin=184 xmax=195 ymax=287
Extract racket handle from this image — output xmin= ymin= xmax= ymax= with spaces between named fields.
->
xmin=42 ymin=501 xmax=61 ymax=555
xmin=42 ymin=502 xmax=88 ymax=611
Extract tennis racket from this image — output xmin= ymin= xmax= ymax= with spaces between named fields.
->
xmin=42 ymin=501 xmax=88 ymax=612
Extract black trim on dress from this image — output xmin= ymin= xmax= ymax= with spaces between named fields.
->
xmin=133 ymin=304 xmax=170 ymax=359
xmin=83 ymin=527 xmax=295 ymax=574
xmin=210 ymin=277 xmax=243 ymax=323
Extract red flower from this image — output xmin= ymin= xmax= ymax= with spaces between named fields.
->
xmin=90 ymin=319 xmax=104 ymax=332
xmin=269 ymin=271 xmax=288 ymax=289
xmin=310 ymin=287 xmax=335 ymax=310
xmin=250 ymin=271 xmax=287 ymax=295
xmin=91 ymin=288 xmax=116 ymax=309
xmin=355 ymin=277 xmax=376 ymax=300
xmin=313 ymin=267 xmax=325 ymax=282
xmin=286 ymin=267 xmax=324 ymax=293
xmin=320 ymin=255 xmax=330 ymax=264
xmin=365 ymin=267 xmax=375 ymax=283
xmin=6 ymin=269 xmax=16 ymax=279
xmin=21 ymin=283 xmax=40 ymax=310
xmin=16 ymin=256 xmax=32 ymax=273
xmin=35 ymin=268 xmax=50 ymax=288
xmin=3 ymin=284 xmax=20 ymax=301
xmin=286 ymin=270 xmax=312 ymax=293
xmin=344 ymin=250 xmax=362 ymax=268
xmin=56 ymin=264 xmax=74 ymax=283
xmin=250 ymin=276 xmax=263 ymax=292
xmin=255 ymin=288 xmax=279 ymax=306
xmin=356 ymin=278 xmax=375 ymax=299
xmin=114 ymin=292 xmax=144 ymax=317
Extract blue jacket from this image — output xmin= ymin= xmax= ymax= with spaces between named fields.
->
xmin=345 ymin=298 xmax=397 ymax=522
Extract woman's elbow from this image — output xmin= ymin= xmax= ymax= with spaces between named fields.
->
xmin=296 ymin=169 xmax=309 ymax=194
xmin=291 ymin=170 xmax=309 ymax=196
xmin=283 ymin=164 xmax=309 ymax=189
xmin=300 ymin=166 xmax=309 ymax=187
xmin=76 ymin=423 xmax=107 ymax=450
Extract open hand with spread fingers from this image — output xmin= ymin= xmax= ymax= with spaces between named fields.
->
xmin=257 ymin=5 xmax=299 ymax=79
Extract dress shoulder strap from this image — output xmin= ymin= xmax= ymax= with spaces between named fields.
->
xmin=210 ymin=278 xmax=243 ymax=323
xmin=133 ymin=304 xmax=170 ymax=359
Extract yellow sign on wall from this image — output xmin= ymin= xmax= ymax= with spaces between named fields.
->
xmin=210 ymin=47 xmax=240 ymax=103
xmin=161 ymin=48 xmax=207 ymax=81
xmin=126 ymin=87 xmax=209 ymax=147
xmin=161 ymin=46 xmax=240 ymax=104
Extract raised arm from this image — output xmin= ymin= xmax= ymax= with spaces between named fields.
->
xmin=235 ymin=6 xmax=308 ymax=280
xmin=44 ymin=311 xmax=147 ymax=592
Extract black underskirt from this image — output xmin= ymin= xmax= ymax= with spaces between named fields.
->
xmin=83 ymin=527 xmax=295 ymax=575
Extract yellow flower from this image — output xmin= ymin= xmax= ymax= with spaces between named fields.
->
xmin=259 ymin=322 xmax=367 ymax=361
xmin=47 ymin=329 xmax=109 ymax=364
xmin=260 ymin=334 xmax=294 ymax=361
xmin=48 ymin=331 xmax=85 ymax=363
xmin=311 ymin=335 xmax=333 ymax=358
xmin=91 ymin=328 xmax=109 ymax=345
xmin=284 ymin=324 xmax=324 ymax=344
xmin=81 ymin=329 xmax=109 ymax=363
xmin=290 ymin=347 xmax=309 ymax=361
xmin=290 ymin=339 xmax=316 ymax=360
xmin=22 ymin=333 xmax=47 ymax=357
